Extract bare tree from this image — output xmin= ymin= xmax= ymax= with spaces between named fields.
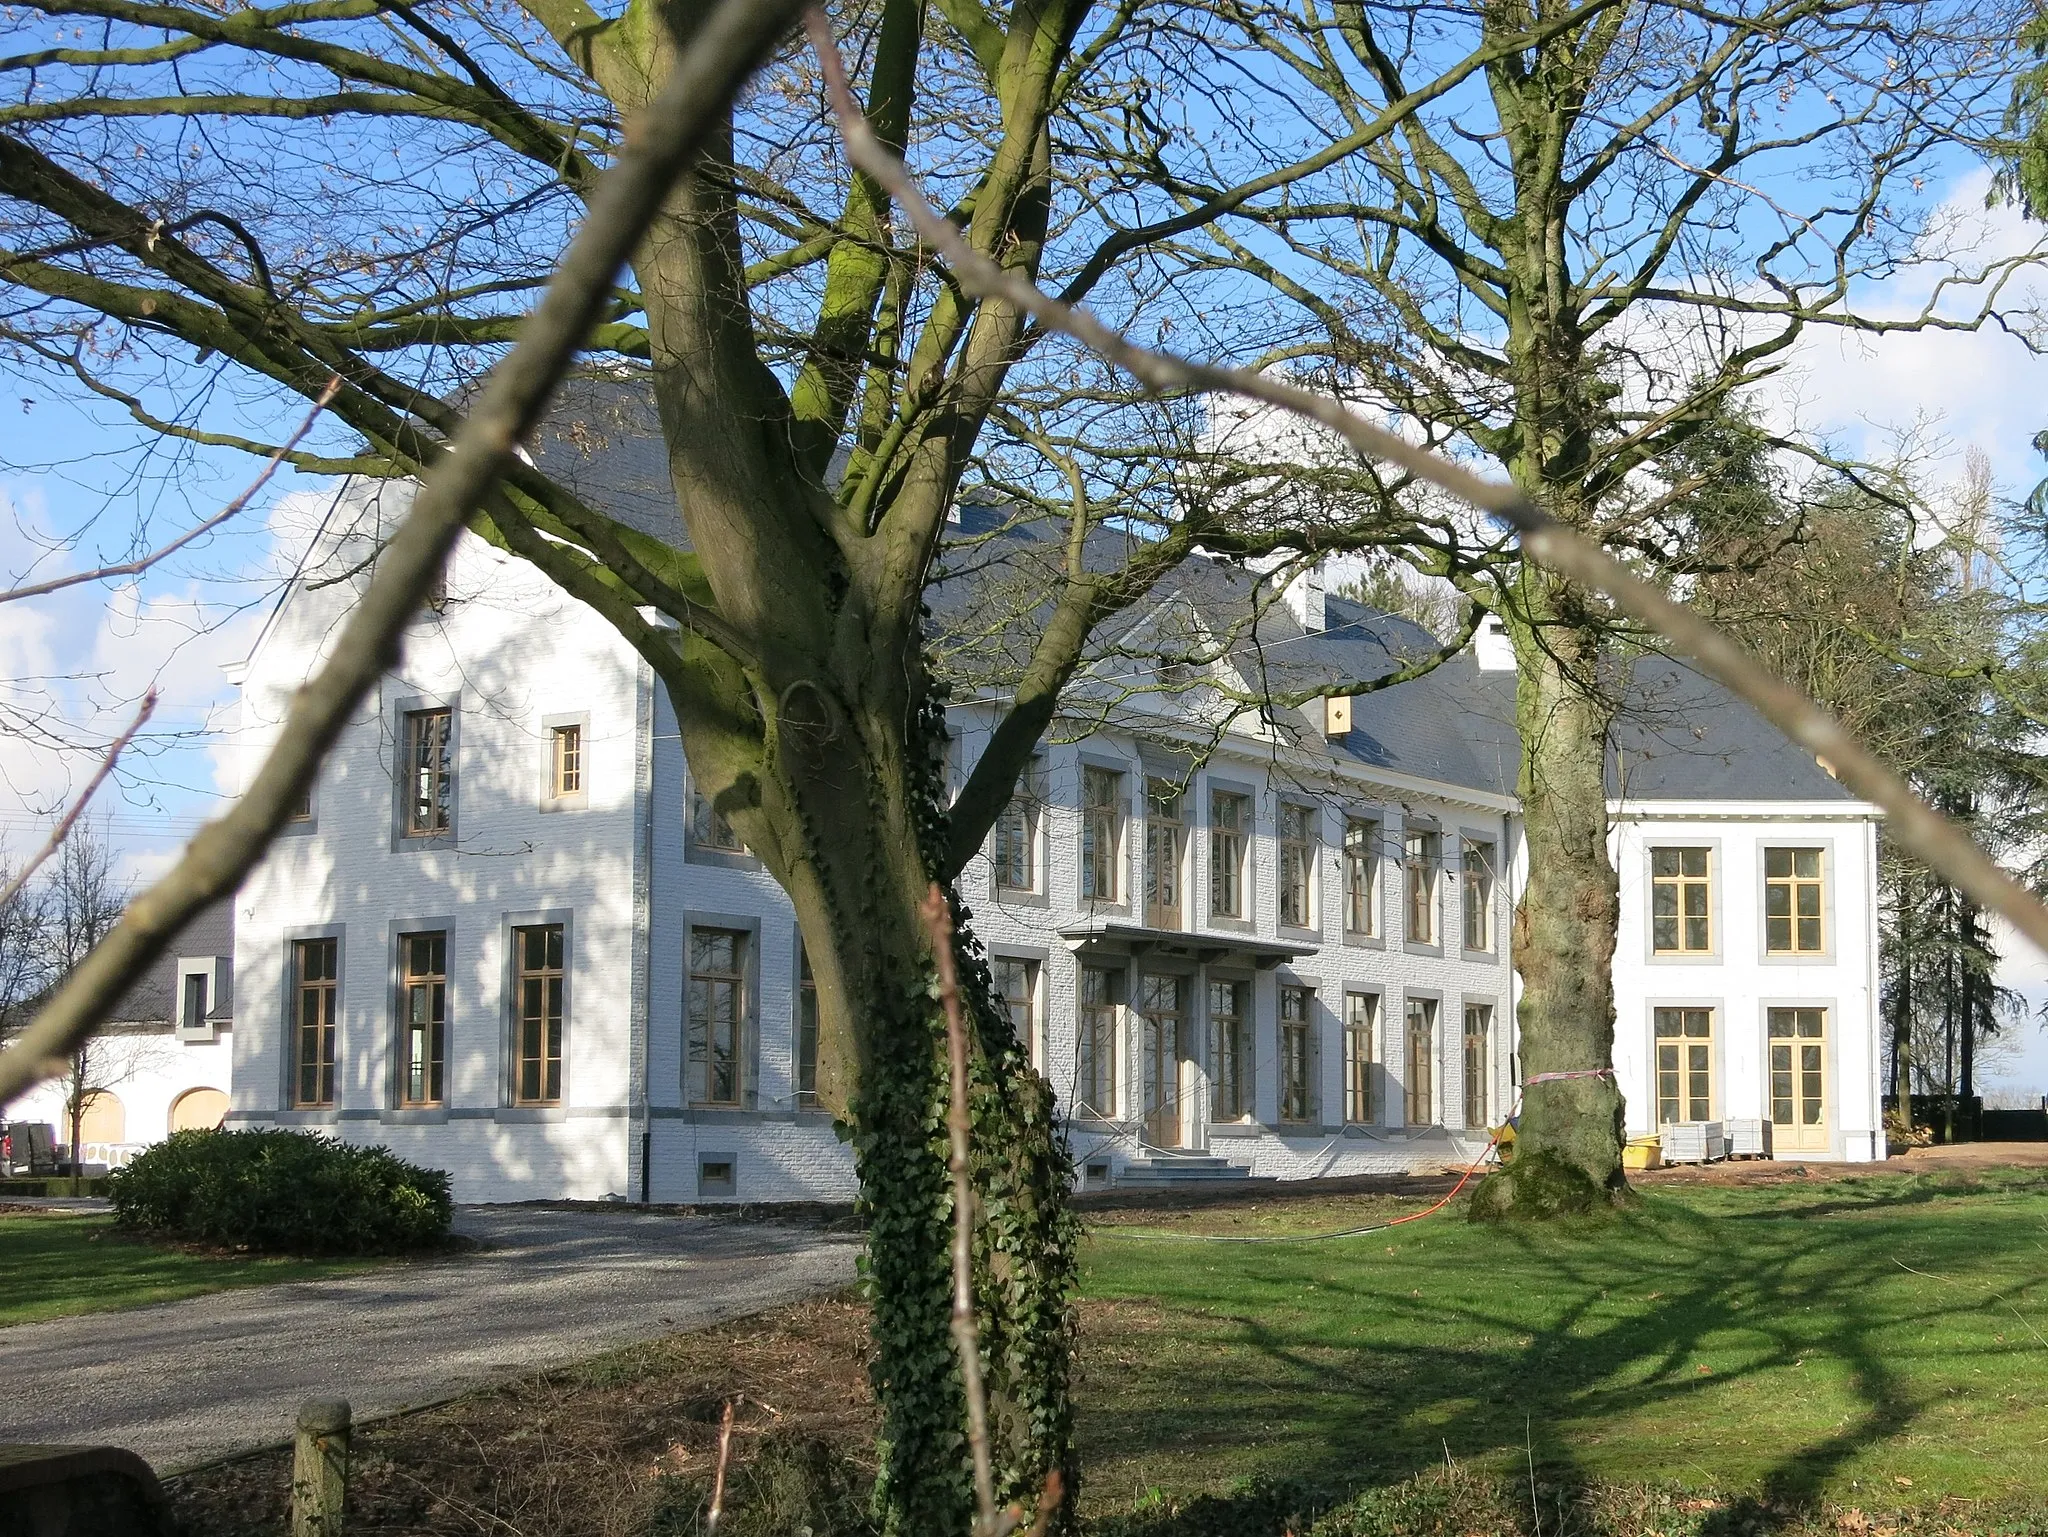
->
xmin=0 ymin=843 xmax=53 ymax=1050
xmin=42 ymin=826 xmax=132 ymax=1186
xmin=1109 ymin=0 xmax=2048 ymax=1209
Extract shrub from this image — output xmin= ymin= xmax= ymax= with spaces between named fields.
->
xmin=109 ymin=1128 xmax=452 ymax=1255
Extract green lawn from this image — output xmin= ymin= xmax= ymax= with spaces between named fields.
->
xmin=0 ymin=1210 xmax=369 ymax=1326
xmin=1077 ymin=1167 xmax=2048 ymax=1515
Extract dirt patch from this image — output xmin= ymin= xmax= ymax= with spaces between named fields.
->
xmin=165 ymin=1294 xmax=878 ymax=1537
xmin=1077 ymin=1171 xmax=1461 ymax=1220
xmin=1635 ymin=1141 xmax=2048 ymax=1187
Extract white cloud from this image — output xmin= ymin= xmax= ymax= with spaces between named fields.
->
xmin=1769 ymin=172 xmax=2048 ymax=494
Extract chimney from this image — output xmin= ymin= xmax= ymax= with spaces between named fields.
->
xmin=1473 ymin=613 xmax=1515 ymax=672
xmin=1283 ymin=563 xmax=1325 ymax=633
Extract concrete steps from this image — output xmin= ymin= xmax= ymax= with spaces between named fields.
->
xmin=1113 ymin=1153 xmax=1272 ymax=1189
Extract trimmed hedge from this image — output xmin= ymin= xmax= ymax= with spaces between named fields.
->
xmin=109 ymin=1128 xmax=452 ymax=1255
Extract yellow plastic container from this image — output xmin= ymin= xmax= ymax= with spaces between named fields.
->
xmin=1622 ymin=1137 xmax=1663 ymax=1171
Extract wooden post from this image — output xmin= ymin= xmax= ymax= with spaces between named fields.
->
xmin=291 ymin=1397 xmax=350 ymax=1537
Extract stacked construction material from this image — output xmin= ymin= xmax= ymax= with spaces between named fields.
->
xmin=1662 ymin=1121 xmax=1728 ymax=1164
xmin=1726 ymin=1118 xmax=1772 ymax=1159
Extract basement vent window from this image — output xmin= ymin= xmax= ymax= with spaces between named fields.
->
xmin=1084 ymin=1160 xmax=1111 ymax=1188
xmin=697 ymin=1157 xmax=736 ymax=1198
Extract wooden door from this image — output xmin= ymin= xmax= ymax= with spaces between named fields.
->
xmin=1405 ymin=997 xmax=1435 ymax=1126
xmin=1768 ymin=1007 xmax=1829 ymax=1152
xmin=1139 ymin=974 xmax=1185 ymax=1145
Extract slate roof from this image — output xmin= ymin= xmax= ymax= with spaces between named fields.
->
xmin=107 ymin=896 xmax=234 ymax=1027
xmin=519 ymin=374 xmax=1855 ymax=808
xmin=1610 ymin=654 xmax=1857 ymax=804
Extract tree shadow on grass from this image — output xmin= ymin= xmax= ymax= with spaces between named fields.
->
xmin=1079 ymin=1175 xmax=2047 ymax=1535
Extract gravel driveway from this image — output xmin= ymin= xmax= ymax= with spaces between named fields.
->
xmin=0 ymin=1205 xmax=858 ymax=1473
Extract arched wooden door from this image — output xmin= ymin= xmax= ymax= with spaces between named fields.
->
xmin=170 ymin=1086 xmax=229 ymax=1132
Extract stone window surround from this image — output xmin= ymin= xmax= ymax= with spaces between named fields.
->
xmin=1644 ymin=835 xmax=1726 ymax=965
xmin=502 ymin=906 xmax=575 ymax=1109
xmin=388 ymin=689 xmax=461 ymax=853
xmin=1758 ymin=838 xmax=1837 ymax=965
xmin=682 ymin=908 xmax=763 ymax=1117
xmin=539 ymin=711 xmax=591 ymax=812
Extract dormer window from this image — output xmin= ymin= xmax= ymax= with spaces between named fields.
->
xmin=181 ymin=972 xmax=209 ymax=1032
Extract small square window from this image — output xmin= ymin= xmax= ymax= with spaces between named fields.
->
xmin=698 ymin=1157 xmax=736 ymax=1198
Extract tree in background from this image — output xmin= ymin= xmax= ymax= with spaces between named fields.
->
xmin=0 ymin=847 xmax=53 ymax=1051
xmin=1130 ymin=0 xmax=2046 ymax=1212
xmin=1686 ymin=432 xmax=2048 ymax=1139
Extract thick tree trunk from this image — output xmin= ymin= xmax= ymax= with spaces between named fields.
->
xmin=851 ymin=920 xmax=1077 ymax=1535
xmin=677 ymin=667 xmax=1076 ymax=1535
xmin=1471 ymin=576 xmax=1627 ymax=1219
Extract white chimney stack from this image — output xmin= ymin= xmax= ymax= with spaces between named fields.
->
xmin=1283 ymin=563 xmax=1326 ymax=633
xmin=1474 ymin=613 xmax=1515 ymax=672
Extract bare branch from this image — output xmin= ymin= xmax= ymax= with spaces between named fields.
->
xmin=705 ymin=1397 xmax=736 ymax=1534
xmin=1 ymin=377 xmax=340 ymax=606
xmin=920 ymin=882 xmax=998 ymax=1537
xmin=0 ymin=688 xmax=156 ymax=914
xmin=807 ymin=6 xmax=2048 ymax=976
xmin=0 ymin=0 xmax=809 ymax=1108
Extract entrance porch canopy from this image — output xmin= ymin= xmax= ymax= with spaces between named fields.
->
xmin=1054 ymin=920 xmax=1315 ymax=970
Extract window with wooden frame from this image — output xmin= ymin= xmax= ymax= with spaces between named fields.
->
xmin=287 ymin=785 xmax=314 ymax=822
xmin=1207 ymin=979 xmax=1251 ymax=1120
xmin=796 ymin=947 xmax=819 ymax=1108
xmin=1076 ymin=966 xmax=1121 ymax=1116
xmin=399 ymin=931 xmax=447 ymax=1107
xmin=1764 ymin=848 xmax=1825 ymax=953
xmin=401 ymin=707 xmax=453 ymax=837
xmin=1343 ymin=818 xmax=1378 ymax=937
xmin=1143 ymin=779 xmax=1185 ymax=928
xmin=993 ymin=957 xmax=1040 ymax=1067
xmin=1462 ymin=1003 xmax=1493 ymax=1127
xmin=1210 ymin=790 xmax=1249 ymax=918
xmin=1461 ymin=841 xmax=1496 ymax=952
xmin=513 ymin=924 xmax=565 ymax=1105
xmin=292 ymin=937 xmax=338 ymax=1108
xmin=1279 ymin=985 xmax=1314 ymax=1123
xmin=1404 ymin=829 xmax=1440 ymax=945
xmin=1654 ymin=1007 xmax=1713 ymax=1124
xmin=549 ymin=724 xmax=583 ymax=799
xmin=1651 ymin=848 xmax=1712 ymax=953
xmin=1404 ymin=995 xmax=1436 ymax=1124
xmin=1278 ymin=804 xmax=1316 ymax=928
xmin=1343 ymin=992 xmax=1377 ymax=1124
xmin=990 ymin=775 xmax=1039 ymax=893
xmin=1080 ymin=766 xmax=1124 ymax=902
xmin=690 ymin=789 xmax=745 ymax=854
xmin=688 ymin=928 xmax=747 ymax=1106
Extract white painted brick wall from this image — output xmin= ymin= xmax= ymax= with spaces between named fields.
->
xmin=227 ymin=497 xmax=1881 ymax=1205
xmin=230 ymin=491 xmax=644 ymax=1201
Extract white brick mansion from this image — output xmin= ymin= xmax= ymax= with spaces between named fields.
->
xmin=221 ymin=397 xmax=1886 ymax=1202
